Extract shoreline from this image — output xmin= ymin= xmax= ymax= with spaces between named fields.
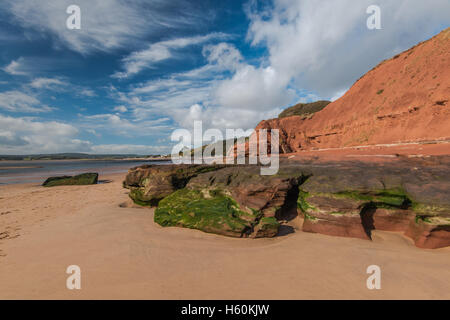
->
xmin=0 ymin=159 xmax=171 ymax=186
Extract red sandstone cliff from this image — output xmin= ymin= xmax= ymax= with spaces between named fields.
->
xmin=249 ymin=28 xmax=450 ymax=154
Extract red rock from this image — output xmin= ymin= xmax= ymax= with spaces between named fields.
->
xmin=300 ymin=195 xmax=370 ymax=240
xmin=405 ymin=219 xmax=450 ymax=249
xmin=367 ymin=208 xmax=416 ymax=232
xmin=303 ymin=214 xmax=370 ymax=240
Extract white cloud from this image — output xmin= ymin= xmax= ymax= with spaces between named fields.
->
xmin=30 ymin=77 xmax=68 ymax=89
xmin=5 ymin=0 xmax=209 ymax=55
xmin=116 ymin=64 xmax=221 ymax=121
xmin=0 ymin=114 xmax=91 ymax=154
xmin=3 ymin=58 xmax=28 ymax=76
xmin=29 ymin=77 xmax=97 ymax=98
xmin=2 ymin=56 xmax=81 ymax=78
xmin=171 ymin=103 xmax=281 ymax=132
xmin=112 ymin=33 xmax=230 ymax=78
xmin=0 ymin=91 xmax=54 ymax=113
xmin=79 ymin=89 xmax=96 ymax=97
xmin=91 ymin=144 xmax=170 ymax=155
xmin=202 ymin=42 xmax=243 ymax=71
xmin=174 ymin=103 xmax=204 ymax=129
xmin=113 ymin=105 xmax=128 ymax=113
xmin=214 ymin=64 xmax=294 ymax=111
xmin=132 ymin=79 xmax=194 ymax=95
xmin=200 ymin=42 xmax=295 ymax=113
xmin=86 ymin=129 xmax=100 ymax=137
xmin=78 ymin=113 xmax=173 ymax=137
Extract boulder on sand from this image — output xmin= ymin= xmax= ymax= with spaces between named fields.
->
xmin=42 ymin=173 xmax=98 ymax=187
xmin=154 ymin=188 xmax=279 ymax=238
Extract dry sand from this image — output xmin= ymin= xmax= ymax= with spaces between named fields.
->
xmin=285 ymin=141 xmax=450 ymax=162
xmin=0 ymin=172 xmax=449 ymax=300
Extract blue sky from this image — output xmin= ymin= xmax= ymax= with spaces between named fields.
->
xmin=0 ymin=0 xmax=449 ymax=155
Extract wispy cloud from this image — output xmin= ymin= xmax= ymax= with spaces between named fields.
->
xmin=3 ymin=58 xmax=29 ymax=76
xmin=113 ymin=105 xmax=128 ymax=113
xmin=5 ymin=0 xmax=211 ymax=55
xmin=2 ymin=56 xmax=83 ymax=78
xmin=78 ymin=113 xmax=173 ymax=137
xmin=0 ymin=91 xmax=54 ymax=113
xmin=30 ymin=77 xmax=68 ymax=89
xmin=90 ymin=144 xmax=170 ymax=155
xmin=79 ymin=88 xmax=96 ymax=97
xmin=28 ymin=77 xmax=98 ymax=98
xmin=112 ymin=33 xmax=230 ymax=79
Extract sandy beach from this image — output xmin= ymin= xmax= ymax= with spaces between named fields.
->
xmin=0 ymin=171 xmax=449 ymax=300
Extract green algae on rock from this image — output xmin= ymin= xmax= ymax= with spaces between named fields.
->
xmin=297 ymin=181 xmax=450 ymax=247
xmin=297 ymin=187 xmax=415 ymax=240
xmin=42 ymin=173 xmax=98 ymax=187
xmin=124 ymin=164 xmax=225 ymax=206
xmin=154 ymin=188 xmax=279 ymax=238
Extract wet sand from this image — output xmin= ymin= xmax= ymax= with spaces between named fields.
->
xmin=0 ymin=171 xmax=449 ymax=300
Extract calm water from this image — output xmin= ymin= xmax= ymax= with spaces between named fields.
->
xmin=0 ymin=159 xmax=170 ymax=185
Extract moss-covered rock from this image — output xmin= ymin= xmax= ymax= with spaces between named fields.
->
xmin=297 ymin=189 xmax=316 ymax=213
xmin=252 ymin=217 xmax=280 ymax=238
xmin=154 ymin=188 xmax=279 ymax=237
xmin=297 ymin=179 xmax=449 ymax=247
xmin=332 ymin=188 xmax=411 ymax=208
xmin=124 ymin=164 xmax=225 ymax=206
xmin=298 ymin=187 xmax=370 ymax=239
xmin=42 ymin=173 xmax=98 ymax=187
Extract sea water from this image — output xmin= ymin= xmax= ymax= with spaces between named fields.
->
xmin=0 ymin=159 xmax=169 ymax=185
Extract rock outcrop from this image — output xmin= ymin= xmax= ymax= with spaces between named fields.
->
xmin=244 ymin=28 xmax=450 ymax=154
xmin=123 ymin=164 xmax=225 ymax=206
xmin=124 ymin=164 xmax=302 ymax=238
xmin=154 ymin=188 xmax=279 ymax=238
xmin=405 ymin=216 xmax=450 ymax=249
xmin=42 ymin=173 xmax=98 ymax=187
xmin=124 ymin=156 xmax=450 ymax=248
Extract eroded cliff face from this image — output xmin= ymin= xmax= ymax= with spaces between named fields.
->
xmin=124 ymin=156 xmax=450 ymax=249
xmin=246 ymin=28 xmax=450 ymax=154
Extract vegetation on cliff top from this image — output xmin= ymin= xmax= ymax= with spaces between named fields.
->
xmin=278 ymin=100 xmax=330 ymax=119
